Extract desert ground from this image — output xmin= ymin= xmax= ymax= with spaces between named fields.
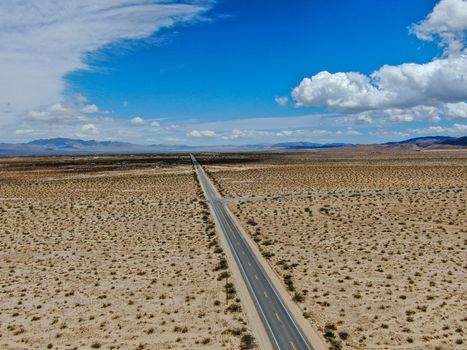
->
xmin=0 ymin=156 xmax=254 ymax=349
xmin=202 ymin=150 xmax=467 ymax=350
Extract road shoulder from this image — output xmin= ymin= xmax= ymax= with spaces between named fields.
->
xmin=226 ymin=204 xmax=328 ymax=350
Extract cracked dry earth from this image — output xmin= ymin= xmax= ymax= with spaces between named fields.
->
xmin=206 ymin=152 xmax=467 ymax=350
xmin=0 ymin=162 xmax=253 ymax=350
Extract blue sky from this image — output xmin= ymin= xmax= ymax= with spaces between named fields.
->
xmin=1 ymin=0 xmax=466 ymax=145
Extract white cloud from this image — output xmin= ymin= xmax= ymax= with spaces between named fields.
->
xmin=187 ymin=129 xmax=216 ymax=137
xmin=292 ymin=55 xmax=467 ymax=113
xmin=354 ymin=114 xmax=374 ymax=125
xmin=0 ymin=1 xmax=209 ymax=122
xmin=276 ymin=130 xmax=294 ymax=136
xmin=217 ymin=129 xmax=275 ymax=141
xmin=445 ymin=102 xmax=467 ymax=118
xmin=292 ymin=71 xmax=382 ymax=112
xmin=276 ymin=129 xmax=334 ymax=137
xmin=219 ymin=127 xmax=360 ymax=142
xmin=14 ymin=129 xmax=38 ymax=136
xmin=80 ymin=123 xmax=99 ymax=135
xmin=274 ymin=128 xmax=361 ymax=138
xmin=27 ymin=104 xmax=87 ymax=125
xmin=81 ymin=104 xmax=99 ymax=114
xmin=274 ymin=96 xmax=289 ymax=106
xmin=411 ymin=123 xmax=467 ymax=135
xmin=411 ymin=0 xmax=467 ymax=54
xmin=49 ymin=103 xmax=68 ymax=113
xmin=130 ymin=117 xmax=162 ymax=127
xmin=369 ymin=130 xmax=410 ymax=139
xmin=353 ymin=106 xmax=442 ymax=124
xmin=131 ymin=116 xmax=145 ymax=125
xmin=345 ymin=127 xmax=361 ymax=135
xmin=291 ymin=0 xmax=467 ymax=122
xmin=453 ymin=123 xmax=467 ymax=132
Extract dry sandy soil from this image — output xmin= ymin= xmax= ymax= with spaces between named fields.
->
xmin=0 ymin=156 xmax=254 ymax=350
xmin=204 ymin=151 xmax=467 ymax=350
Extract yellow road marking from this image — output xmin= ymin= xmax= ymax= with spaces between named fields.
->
xmin=275 ymin=312 xmax=281 ymax=321
xmin=290 ymin=341 xmax=297 ymax=350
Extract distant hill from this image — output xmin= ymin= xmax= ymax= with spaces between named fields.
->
xmin=28 ymin=138 xmax=134 ymax=149
xmin=0 ymin=135 xmax=465 ymax=156
xmin=271 ymin=142 xmax=352 ymax=149
xmin=385 ymin=136 xmax=454 ymax=146
xmin=439 ymin=136 xmax=467 ymax=146
xmin=0 ymin=138 xmax=270 ymax=156
xmin=0 ymin=138 xmax=171 ymax=156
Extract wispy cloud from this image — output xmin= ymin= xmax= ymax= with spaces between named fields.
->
xmin=274 ymin=96 xmax=289 ymax=106
xmin=0 ymin=1 xmax=210 ymax=130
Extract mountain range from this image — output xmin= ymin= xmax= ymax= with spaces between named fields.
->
xmin=0 ymin=136 xmax=465 ymax=156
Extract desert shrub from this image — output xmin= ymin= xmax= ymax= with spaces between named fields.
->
xmin=283 ymin=274 xmax=295 ymax=291
xmin=226 ymin=303 xmax=241 ymax=313
xmin=240 ymin=334 xmax=256 ymax=350
xmin=247 ymin=218 xmax=257 ymax=226
xmin=214 ymin=258 xmax=228 ymax=271
xmin=201 ymin=338 xmax=211 ymax=344
xmin=339 ymin=331 xmax=349 ymax=340
xmin=217 ymin=271 xmax=230 ymax=280
xmin=292 ymin=292 xmax=305 ymax=303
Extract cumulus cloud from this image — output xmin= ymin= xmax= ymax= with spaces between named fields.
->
xmin=80 ymin=123 xmax=99 ymax=135
xmin=293 ymin=71 xmax=381 ymax=112
xmin=411 ymin=123 xmax=467 ymax=135
xmin=353 ymin=106 xmax=442 ymax=124
xmin=354 ymin=114 xmax=374 ymax=125
xmin=221 ymin=129 xmax=274 ymax=140
xmin=130 ymin=116 xmax=145 ymax=125
xmin=0 ymin=1 xmax=209 ymax=119
xmin=81 ymin=104 xmax=99 ymax=114
xmin=369 ymin=130 xmax=410 ymax=139
xmin=130 ymin=117 xmax=162 ymax=127
xmin=187 ymin=129 xmax=216 ymax=137
xmin=274 ymin=96 xmax=289 ymax=106
xmin=292 ymin=55 xmax=467 ymax=114
xmin=26 ymin=103 xmax=88 ymax=125
xmin=291 ymin=0 xmax=467 ymax=123
xmin=411 ymin=0 xmax=467 ymax=54
xmin=445 ymin=102 xmax=467 ymax=118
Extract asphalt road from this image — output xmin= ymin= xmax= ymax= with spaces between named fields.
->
xmin=191 ymin=155 xmax=314 ymax=350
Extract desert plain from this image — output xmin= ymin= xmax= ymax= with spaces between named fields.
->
xmin=0 ymin=156 xmax=254 ymax=350
xmin=202 ymin=150 xmax=466 ymax=350
xmin=0 ymin=150 xmax=465 ymax=350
